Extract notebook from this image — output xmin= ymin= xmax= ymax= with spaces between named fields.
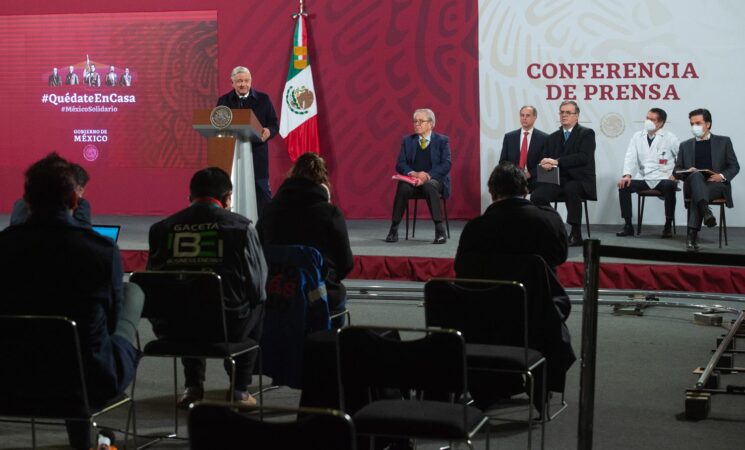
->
xmin=536 ymin=165 xmax=560 ymax=185
xmin=92 ymin=224 xmax=121 ymax=242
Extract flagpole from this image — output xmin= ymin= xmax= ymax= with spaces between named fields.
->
xmin=293 ymin=0 xmax=308 ymax=18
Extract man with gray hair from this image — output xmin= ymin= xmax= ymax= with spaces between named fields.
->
xmin=385 ymin=108 xmax=452 ymax=244
xmin=217 ymin=66 xmax=279 ymax=217
xmin=499 ymin=105 xmax=549 ymax=191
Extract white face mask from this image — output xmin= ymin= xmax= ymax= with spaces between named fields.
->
xmin=644 ymin=119 xmax=656 ymax=132
xmin=691 ymin=124 xmax=705 ymax=138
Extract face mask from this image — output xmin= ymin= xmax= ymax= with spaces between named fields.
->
xmin=691 ymin=125 xmax=704 ymax=138
xmin=644 ymin=119 xmax=656 ymax=132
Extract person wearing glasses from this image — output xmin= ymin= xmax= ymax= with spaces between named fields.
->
xmin=385 ymin=108 xmax=452 ymax=244
xmin=531 ymin=100 xmax=596 ymax=247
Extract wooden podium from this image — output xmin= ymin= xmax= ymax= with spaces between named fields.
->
xmin=192 ymin=109 xmax=263 ymax=221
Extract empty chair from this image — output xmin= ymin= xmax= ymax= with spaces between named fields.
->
xmin=425 ymin=279 xmax=547 ymax=449
xmin=188 ymin=401 xmax=356 ymax=450
xmin=337 ymin=326 xmax=490 ymax=449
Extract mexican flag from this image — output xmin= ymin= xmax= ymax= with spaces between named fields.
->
xmin=279 ymin=14 xmax=319 ymax=162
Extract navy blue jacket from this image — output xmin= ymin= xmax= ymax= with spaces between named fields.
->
xmin=396 ymin=132 xmax=452 ymax=199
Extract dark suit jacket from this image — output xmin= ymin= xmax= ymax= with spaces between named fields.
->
xmin=395 ymin=132 xmax=452 ymax=199
xmin=541 ymin=124 xmax=597 ymax=200
xmin=499 ymin=128 xmax=548 ymax=185
xmin=217 ymin=89 xmax=279 ymax=180
xmin=674 ymin=134 xmax=740 ymax=207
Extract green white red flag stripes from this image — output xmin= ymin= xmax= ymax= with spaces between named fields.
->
xmin=279 ymin=14 xmax=319 ymax=162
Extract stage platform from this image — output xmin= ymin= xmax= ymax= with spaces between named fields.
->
xmin=2 ymin=214 xmax=743 ymax=294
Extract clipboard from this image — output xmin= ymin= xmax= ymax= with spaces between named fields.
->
xmin=537 ymin=165 xmax=560 ymax=185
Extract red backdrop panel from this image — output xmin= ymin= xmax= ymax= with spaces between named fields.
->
xmin=0 ymin=1 xmax=480 ymax=219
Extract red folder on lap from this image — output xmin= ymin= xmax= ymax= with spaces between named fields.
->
xmin=392 ymin=174 xmax=419 ymax=185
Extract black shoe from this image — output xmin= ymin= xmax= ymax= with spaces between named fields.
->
xmin=686 ymin=230 xmax=699 ymax=252
xmin=702 ymin=208 xmax=716 ymax=228
xmin=568 ymin=235 xmax=583 ymax=247
xmin=616 ymin=224 xmax=634 ymax=237
xmin=432 ymin=232 xmax=447 ymax=244
xmin=661 ymin=224 xmax=673 ymax=238
xmin=385 ymin=228 xmax=398 ymax=243
xmin=177 ymin=385 xmax=204 ymax=409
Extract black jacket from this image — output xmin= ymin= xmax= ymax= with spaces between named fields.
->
xmin=216 ymin=89 xmax=279 ymax=180
xmin=499 ymin=128 xmax=549 ymax=188
xmin=147 ymin=202 xmax=267 ymax=317
xmin=541 ymin=124 xmax=597 ymax=200
xmin=256 ymin=178 xmax=354 ymax=307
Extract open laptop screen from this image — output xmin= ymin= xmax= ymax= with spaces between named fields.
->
xmin=92 ymin=225 xmax=121 ymax=243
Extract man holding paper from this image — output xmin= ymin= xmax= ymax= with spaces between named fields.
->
xmin=674 ymin=108 xmax=739 ymax=251
xmin=385 ymin=108 xmax=451 ymax=244
xmin=531 ymin=100 xmax=596 ymax=247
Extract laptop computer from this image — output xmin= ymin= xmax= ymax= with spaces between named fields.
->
xmin=92 ymin=224 xmax=121 ymax=243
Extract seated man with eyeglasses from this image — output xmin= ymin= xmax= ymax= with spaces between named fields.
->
xmin=385 ymin=108 xmax=452 ymax=244
xmin=531 ymin=100 xmax=597 ymax=247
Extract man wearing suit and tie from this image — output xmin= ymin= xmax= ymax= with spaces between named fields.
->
xmin=499 ymin=105 xmax=548 ymax=191
xmin=385 ymin=108 xmax=452 ymax=244
xmin=531 ymin=100 xmax=596 ymax=247
xmin=674 ymin=108 xmax=739 ymax=251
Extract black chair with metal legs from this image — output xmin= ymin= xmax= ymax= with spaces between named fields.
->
xmin=337 ymin=326 xmax=490 ymax=450
xmin=188 ymin=402 xmax=356 ymax=450
xmin=424 ymin=279 xmax=547 ymax=450
xmin=552 ymin=196 xmax=591 ymax=238
xmin=405 ymin=191 xmax=450 ymax=240
xmin=129 ymin=271 xmax=262 ymax=439
xmin=0 ymin=315 xmax=136 ymax=449
xmin=636 ymin=188 xmax=679 ymax=236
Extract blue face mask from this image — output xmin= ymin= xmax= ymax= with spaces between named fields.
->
xmin=691 ymin=124 xmax=704 ymax=138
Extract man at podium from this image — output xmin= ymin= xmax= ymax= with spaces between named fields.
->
xmin=217 ymin=66 xmax=279 ymax=216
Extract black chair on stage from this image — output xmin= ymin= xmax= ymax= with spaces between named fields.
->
xmin=129 ymin=271 xmax=262 ymax=437
xmin=337 ymin=325 xmax=490 ymax=450
xmin=0 ymin=315 xmax=136 ymax=449
xmin=424 ymin=279 xmax=547 ymax=449
xmin=188 ymin=401 xmax=356 ymax=450
xmin=636 ymin=187 xmax=679 ymax=236
xmin=552 ymin=193 xmax=593 ymax=238
xmin=405 ymin=190 xmax=450 ymax=240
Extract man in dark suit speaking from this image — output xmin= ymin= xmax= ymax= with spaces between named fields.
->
xmin=385 ymin=108 xmax=452 ymax=244
xmin=531 ymin=100 xmax=596 ymax=246
xmin=217 ymin=66 xmax=279 ymax=217
xmin=499 ymin=105 xmax=548 ymax=191
xmin=674 ymin=108 xmax=739 ymax=251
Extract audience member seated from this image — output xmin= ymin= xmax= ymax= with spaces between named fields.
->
xmin=257 ymin=152 xmax=354 ymax=326
xmin=0 ymin=153 xmax=143 ymax=450
xmin=147 ymin=167 xmax=268 ymax=407
xmin=616 ymin=107 xmax=679 ymax=238
xmin=530 ymin=100 xmax=596 ymax=247
xmin=674 ymin=108 xmax=740 ymax=251
xmin=10 ymin=161 xmax=92 ymax=227
xmin=385 ymin=108 xmax=452 ymax=244
xmin=454 ymin=162 xmax=576 ymax=409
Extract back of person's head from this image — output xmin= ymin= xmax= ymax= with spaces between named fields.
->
xmin=189 ymin=167 xmax=233 ymax=205
xmin=70 ymin=163 xmax=90 ymax=188
xmin=287 ymin=152 xmax=330 ymax=187
xmin=23 ymin=152 xmax=77 ymax=213
xmin=488 ymin=162 xmax=529 ymax=200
